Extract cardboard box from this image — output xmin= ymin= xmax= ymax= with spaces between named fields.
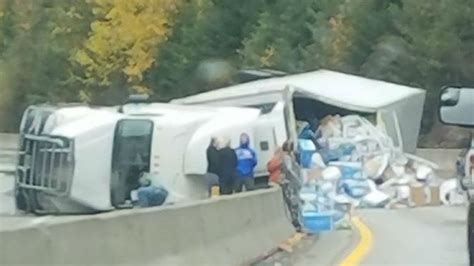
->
xmin=409 ymin=184 xmax=441 ymax=207
xmin=428 ymin=186 xmax=441 ymax=206
xmin=410 ymin=184 xmax=426 ymax=206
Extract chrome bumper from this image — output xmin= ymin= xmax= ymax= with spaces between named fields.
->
xmin=16 ymin=134 xmax=74 ymax=196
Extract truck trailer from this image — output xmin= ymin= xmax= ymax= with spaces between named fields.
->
xmin=172 ymin=69 xmax=426 ymax=172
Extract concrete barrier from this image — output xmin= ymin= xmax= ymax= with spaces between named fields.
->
xmin=0 ymin=186 xmax=294 ymax=265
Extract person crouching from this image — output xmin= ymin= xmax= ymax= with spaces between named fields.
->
xmin=136 ymin=173 xmax=168 ymax=207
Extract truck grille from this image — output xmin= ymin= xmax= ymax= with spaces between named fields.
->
xmin=16 ymin=134 xmax=74 ymax=196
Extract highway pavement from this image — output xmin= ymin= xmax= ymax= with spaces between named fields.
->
xmin=359 ymin=207 xmax=467 ymax=266
xmin=260 ymin=206 xmax=468 ymax=266
xmin=0 ymin=133 xmax=469 ymax=265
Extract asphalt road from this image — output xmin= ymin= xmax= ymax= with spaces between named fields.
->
xmin=0 ymin=134 xmax=469 ymax=265
xmin=360 ymin=207 xmax=468 ymax=266
xmin=263 ymin=206 xmax=468 ymax=266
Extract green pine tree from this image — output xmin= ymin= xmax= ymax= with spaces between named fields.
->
xmin=145 ymin=0 xmax=267 ymax=100
xmin=0 ymin=0 xmax=93 ymax=131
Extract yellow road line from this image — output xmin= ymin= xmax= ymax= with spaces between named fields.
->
xmin=339 ymin=216 xmax=374 ymax=266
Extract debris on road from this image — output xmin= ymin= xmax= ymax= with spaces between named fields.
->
xmin=298 ymin=115 xmax=446 ymax=233
xmin=440 ymin=178 xmax=467 ymax=205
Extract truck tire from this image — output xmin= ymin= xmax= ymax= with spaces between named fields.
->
xmin=14 ymin=186 xmax=27 ymax=212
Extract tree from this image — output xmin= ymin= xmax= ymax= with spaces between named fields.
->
xmin=0 ymin=0 xmax=14 ymax=54
xmin=390 ymin=0 xmax=474 ymax=89
xmin=72 ymin=0 xmax=180 ymax=100
xmin=0 ymin=0 xmax=472 ymax=139
xmin=144 ymin=0 xmax=267 ymax=100
xmin=360 ymin=35 xmax=419 ymax=85
xmin=143 ymin=0 xmax=212 ymax=100
xmin=0 ymin=0 xmax=93 ymax=131
xmin=388 ymin=0 xmax=474 ymax=134
xmin=240 ymin=0 xmax=325 ymax=72
xmin=302 ymin=0 xmax=396 ymax=72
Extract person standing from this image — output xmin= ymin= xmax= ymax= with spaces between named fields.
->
xmin=298 ymin=118 xmax=319 ymax=140
xmin=217 ymin=137 xmax=237 ymax=195
xmin=205 ymin=137 xmax=220 ymax=196
xmin=234 ymin=133 xmax=257 ymax=192
xmin=298 ymin=118 xmax=321 ymax=149
xmin=267 ymin=147 xmax=283 ymax=184
xmin=281 ymin=141 xmax=302 ymax=231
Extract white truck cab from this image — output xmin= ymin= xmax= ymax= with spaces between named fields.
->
xmin=15 ymin=101 xmax=260 ymax=214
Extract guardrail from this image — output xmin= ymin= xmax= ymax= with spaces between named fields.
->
xmin=0 ymin=186 xmax=294 ymax=265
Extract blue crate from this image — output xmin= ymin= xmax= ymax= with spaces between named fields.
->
xmin=302 ymin=211 xmax=334 ymax=233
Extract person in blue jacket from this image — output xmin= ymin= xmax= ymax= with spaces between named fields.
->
xmin=136 ymin=173 xmax=168 ymax=207
xmin=234 ymin=133 xmax=257 ymax=192
xmin=298 ymin=118 xmax=320 ymax=142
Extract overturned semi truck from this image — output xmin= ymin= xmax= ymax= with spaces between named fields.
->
xmin=15 ymin=101 xmax=260 ymax=214
xmin=15 ymin=70 xmax=426 ymax=214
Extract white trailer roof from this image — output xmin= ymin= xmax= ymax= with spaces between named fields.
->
xmin=173 ymin=69 xmax=424 ymax=112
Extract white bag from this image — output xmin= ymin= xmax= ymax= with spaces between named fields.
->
xmin=322 ymin=166 xmax=342 ymax=181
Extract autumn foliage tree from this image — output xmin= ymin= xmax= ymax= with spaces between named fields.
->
xmin=0 ymin=0 xmax=473 ymax=144
xmin=0 ymin=0 xmax=93 ymax=131
xmin=72 ymin=0 xmax=180 ymax=101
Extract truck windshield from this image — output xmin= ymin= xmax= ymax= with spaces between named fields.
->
xmin=111 ymin=119 xmax=153 ymax=206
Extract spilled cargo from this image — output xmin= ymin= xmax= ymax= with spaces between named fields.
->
xmin=297 ymin=114 xmax=447 ymax=233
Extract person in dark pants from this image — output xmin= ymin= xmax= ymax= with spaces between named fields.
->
xmin=281 ymin=141 xmax=302 ymax=231
xmin=205 ymin=137 xmax=220 ymax=196
xmin=217 ymin=137 xmax=237 ymax=195
xmin=234 ymin=133 xmax=257 ymax=192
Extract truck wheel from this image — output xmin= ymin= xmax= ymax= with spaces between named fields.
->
xmin=14 ymin=186 xmax=28 ymax=212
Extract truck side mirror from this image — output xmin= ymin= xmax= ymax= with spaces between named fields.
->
xmin=439 ymin=86 xmax=474 ymax=127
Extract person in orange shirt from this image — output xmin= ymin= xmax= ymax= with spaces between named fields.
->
xmin=267 ymin=142 xmax=302 ymax=231
xmin=267 ymin=147 xmax=283 ymax=184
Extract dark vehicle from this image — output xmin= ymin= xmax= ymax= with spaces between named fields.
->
xmin=438 ymin=86 xmax=474 ymax=264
